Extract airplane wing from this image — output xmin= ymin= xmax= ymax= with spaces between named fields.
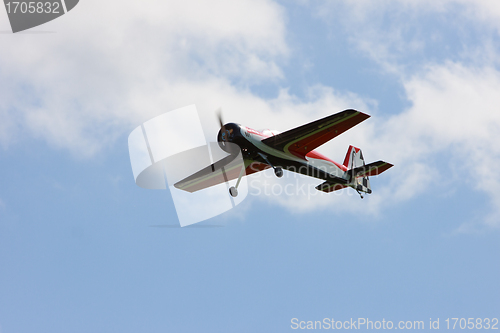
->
xmin=174 ymin=153 xmax=243 ymax=193
xmin=261 ymin=109 xmax=370 ymax=159
xmin=174 ymin=155 xmax=270 ymax=193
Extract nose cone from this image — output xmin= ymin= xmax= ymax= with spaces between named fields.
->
xmin=217 ymin=123 xmax=241 ymax=152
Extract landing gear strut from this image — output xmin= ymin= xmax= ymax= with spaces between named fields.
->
xmin=229 ymin=163 xmax=246 ymax=197
xmin=257 ymin=152 xmax=283 ymax=178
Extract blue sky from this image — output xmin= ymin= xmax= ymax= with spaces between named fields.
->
xmin=1 ymin=1 xmax=500 ymax=332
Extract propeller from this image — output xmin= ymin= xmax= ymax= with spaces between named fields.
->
xmin=173 ymin=107 xmax=246 ymax=199
xmin=216 ymin=108 xmax=232 ymax=149
xmin=216 ymin=108 xmax=224 ymax=130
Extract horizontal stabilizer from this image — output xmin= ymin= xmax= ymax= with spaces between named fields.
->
xmin=315 ymin=181 xmax=348 ymax=193
xmin=350 ymin=161 xmax=393 ymax=178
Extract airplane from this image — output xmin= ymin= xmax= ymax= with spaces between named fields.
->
xmin=174 ymin=109 xmax=393 ymax=199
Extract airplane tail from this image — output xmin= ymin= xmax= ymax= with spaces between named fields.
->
xmin=343 ymin=145 xmax=363 ymax=169
xmin=344 ymin=145 xmax=372 ymax=194
xmin=316 ymin=145 xmax=393 ymax=196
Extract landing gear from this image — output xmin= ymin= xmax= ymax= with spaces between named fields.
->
xmin=356 ymin=189 xmax=364 ymax=199
xmin=229 ymin=186 xmax=238 ymax=197
xmin=258 ymin=152 xmax=283 ymax=178
xmin=228 ymin=163 xmax=246 ymax=197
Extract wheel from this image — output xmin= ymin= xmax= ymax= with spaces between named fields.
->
xmin=229 ymin=186 xmax=238 ymax=197
xmin=274 ymin=167 xmax=283 ymax=178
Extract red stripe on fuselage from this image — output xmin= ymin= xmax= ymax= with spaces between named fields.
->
xmin=306 ymin=150 xmax=347 ymax=171
xmin=246 ymin=127 xmax=269 ymax=137
xmin=247 ymin=126 xmax=346 ymax=171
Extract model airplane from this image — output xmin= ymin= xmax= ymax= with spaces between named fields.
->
xmin=174 ymin=109 xmax=393 ymax=198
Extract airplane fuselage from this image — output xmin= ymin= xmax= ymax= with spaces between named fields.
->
xmin=219 ymin=123 xmax=349 ymax=183
xmin=175 ymin=109 xmax=392 ymax=197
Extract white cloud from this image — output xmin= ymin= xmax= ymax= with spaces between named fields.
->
xmin=3 ymin=0 xmax=500 ymax=230
xmin=245 ymin=63 xmax=500 ymax=231
xmin=449 ymin=0 xmax=500 ymax=33
xmin=0 ymin=0 xmax=386 ymax=219
xmin=312 ymin=0 xmax=500 ymax=74
xmin=267 ymin=0 xmax=500 ymax=229
xmin=401 ymin=63 xmax=500 ymax=227
xmin=0 ymin=0 xmax=288 ymax=155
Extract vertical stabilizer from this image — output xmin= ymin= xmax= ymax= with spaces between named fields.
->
xmin=344 ymin=145 xmax=372 ymax=195
xmin=343 ymin=145 xmax=364 ymax=169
